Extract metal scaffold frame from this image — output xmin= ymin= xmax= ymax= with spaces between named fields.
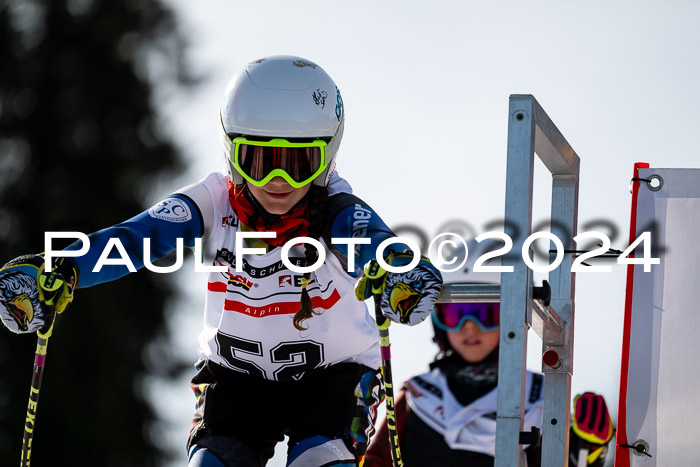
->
xmin=437 ymin=94 xmax=579 ymax=466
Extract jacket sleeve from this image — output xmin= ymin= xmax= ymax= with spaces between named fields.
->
xmin=363 ymin=387 xmax=409 ymax=467
xmin=62 ymin=173 xmax=222 ymax=288
xmin=326 ymin=193 xmax=410 ymax=278
xmin=63 ymin=193 xmax=204 ymax=288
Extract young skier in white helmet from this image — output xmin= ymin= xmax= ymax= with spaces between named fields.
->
xmin=0 ymin=55 xmax=443 ymax=466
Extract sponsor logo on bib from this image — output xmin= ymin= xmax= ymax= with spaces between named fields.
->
xmin=279 ymin=275 xmax=316 ymax=288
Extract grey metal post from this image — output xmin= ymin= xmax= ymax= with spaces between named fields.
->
xmin=533 ymin=97 xmax=579 ymax=467
xmin=541 ymin=175 xmax=578 ymax=466
xmin=495 ymin=95 xmax=536 ymax=467
xmin=494 ymin=95 xmax=579 ymax=467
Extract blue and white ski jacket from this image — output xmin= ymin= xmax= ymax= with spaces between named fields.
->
xmin=66 ymin=171 xmax=409 ymax=380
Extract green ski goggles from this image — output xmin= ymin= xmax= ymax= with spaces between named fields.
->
xmin=230 ymin=136 xmax=328 ymax=188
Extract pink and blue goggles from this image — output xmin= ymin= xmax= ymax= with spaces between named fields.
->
xmin=432 ymin=302 xmax=501 ymax=332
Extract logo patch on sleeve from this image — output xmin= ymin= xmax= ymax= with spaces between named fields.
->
xmin=148 ymin=198 xmax=192 ymax=223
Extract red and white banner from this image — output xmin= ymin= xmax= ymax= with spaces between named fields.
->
xmin=616 ymin=165 xmax=700 ymax=466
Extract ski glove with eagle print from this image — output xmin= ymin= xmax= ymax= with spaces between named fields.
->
xmin=355 ymin=251 xmax=442 ymax=326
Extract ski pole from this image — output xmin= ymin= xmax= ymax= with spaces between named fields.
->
xmin=577 ymin=448 xmax=589 ymax=467
xmin=366 ymin=259 xmax=403 ymax=467
xmin=20 ymin=272 xmax=64 ymax=467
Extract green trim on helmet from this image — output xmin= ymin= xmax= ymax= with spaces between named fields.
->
xmin=230 ymin=136 xmax=328 ymax=188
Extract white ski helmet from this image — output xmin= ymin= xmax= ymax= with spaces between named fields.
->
xmin=219 ymin=55 xmax=344 ymax=187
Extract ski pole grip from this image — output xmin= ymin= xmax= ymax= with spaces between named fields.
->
xmin=37 ymin=308 xmax=56 ymax=339
xmin=364 ymin=260 xmax=389 ymax=326
xmin=364 ymin=260 xmax=386 ymax=294
xmin=373 ymin=299 xmax=389 ymax=328
xmin=37 ymin=272 xmax=63 ymax=337
xmin=38 ymin=271 xmax=64 ymax=306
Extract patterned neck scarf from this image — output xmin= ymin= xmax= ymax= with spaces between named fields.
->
xmin=431 ymin=349 xmax=500 ymax=406
xmin=228 ymin=180 xmax=310 ymax=248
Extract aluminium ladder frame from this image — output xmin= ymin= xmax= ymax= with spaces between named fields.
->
xmin=437 ymin=94 xmax=579 ymax=466
xmin=498 ymin=94 xmax=579 ymax=467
